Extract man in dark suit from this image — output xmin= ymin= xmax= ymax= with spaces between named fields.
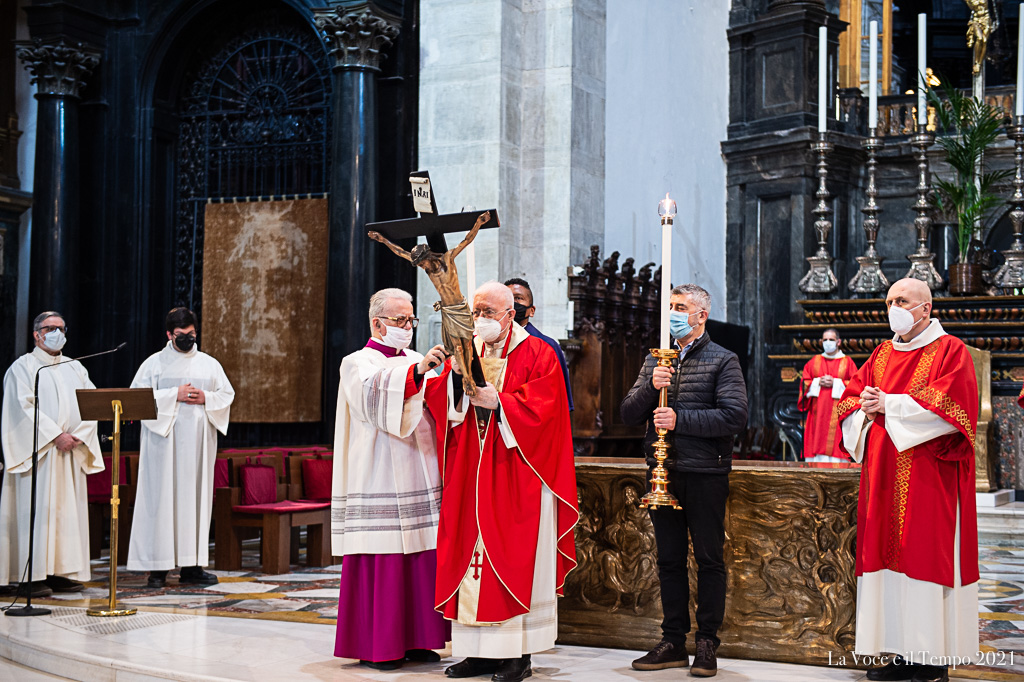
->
xmin=504 ymin=278 xmax=573 ymax=411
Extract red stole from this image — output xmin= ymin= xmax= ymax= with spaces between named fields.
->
xmin=797 ymin=354 xmax=858 ymax=459
xmin=837 ymin=334 xmax=979 ymax=587
xmin=424 ymin=334 xmax=579 ymax=623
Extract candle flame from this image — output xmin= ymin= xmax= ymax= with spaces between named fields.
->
xmin=658 ymin=192 xmax=677 ymax=219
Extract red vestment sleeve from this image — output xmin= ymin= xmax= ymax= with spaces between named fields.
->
xmin=404 ymin=364 xmax=423 ymax=399
xmin=907 ymin=337 xmax=978 ymax=460
xmin=835 ymin=347 xmax=878 ymax=456
xmin=797 ymin=356 xmax=818 ymax=413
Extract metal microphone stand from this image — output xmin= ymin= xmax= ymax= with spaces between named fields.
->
xmin=6 ymin=343 xmax=124 ymax=617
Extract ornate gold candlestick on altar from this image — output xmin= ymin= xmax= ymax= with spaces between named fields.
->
xmin=640 ymin=347 xmax=682 ymax=510
xmin=640 ymin=194 xmax=682 ymax=511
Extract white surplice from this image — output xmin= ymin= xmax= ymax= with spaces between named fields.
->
xmin=331 ymin=346 xmax=441 ymax=556
xmin=127 ymin=342 xmax=234 ymax=571
xmin=0 ymin=347 xmax=103 ymax=584
xmin=444 ymin=325 xmax=560 ymax=658
xmin=841 ymin=319 xmax=979 ymax=662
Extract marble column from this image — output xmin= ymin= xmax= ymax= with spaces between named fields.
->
xmin=315 ymin=1 xmax=400 ymax=415
xmin=16 ymin=39 xmax=99 ymax=326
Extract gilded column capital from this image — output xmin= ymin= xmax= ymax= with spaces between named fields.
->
xmin=16 ymin=39 xmax=101 ymax=98
xmin=314 ymin=2 xmax=401 ymax=72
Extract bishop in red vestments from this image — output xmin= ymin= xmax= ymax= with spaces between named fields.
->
xmin=424 ymin=282 xmax=578 ymax=682
xmin=837 ymin=279 xmax=978 ymax=682
xmin=797 ymin=328 xmax=858 ymax=462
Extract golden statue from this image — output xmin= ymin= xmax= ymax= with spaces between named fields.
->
xmin=965 ymin=0 xmax=995 ymax=76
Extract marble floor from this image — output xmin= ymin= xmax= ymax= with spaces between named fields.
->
xmin=0 ymin=611 xmax=876 ymax=682
xmin=0 ymin=606 xmax=1003 ymax=682
xmin=3 ymin=520 xmax=1024 ymax=681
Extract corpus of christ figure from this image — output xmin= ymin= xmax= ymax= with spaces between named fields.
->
xmin=368 ymin=210 xmax=491 ymax=397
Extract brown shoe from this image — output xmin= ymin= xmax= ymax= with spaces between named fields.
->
xmin=690 ymin=638 xmax=718 ymax=677
xmin=631 ymin=641 xmax=688 ymax=671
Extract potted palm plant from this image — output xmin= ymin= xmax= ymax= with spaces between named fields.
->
xmin=927 ymin=80 xmax=1011 ymax=295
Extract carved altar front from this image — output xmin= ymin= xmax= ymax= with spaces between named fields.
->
xmin=559 ymin=459 xmax=860 ymax=665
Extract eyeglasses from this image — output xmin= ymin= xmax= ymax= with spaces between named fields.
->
xmin=39 ymin=325 xmax=67 ymax=334
xmin=472 ymin=308 xmax=510 ymax=319
xmin=378 ymin=316 xmax=419 ymax=329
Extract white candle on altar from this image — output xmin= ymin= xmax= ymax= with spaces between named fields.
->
xmin=918 ymin=13 xmax=927 ymax=126
xmin=1017 ymin=4 xmax=1024 ymax=117
xmin=658 ymin=193 xmax=677 ymax=349
xmin=818 ymin=26 xmax=827 ymax=133
xmin=869 ymin=20 xmax=878 ymax=130
xmin=466 ymin=242 xmax=476 ymax=301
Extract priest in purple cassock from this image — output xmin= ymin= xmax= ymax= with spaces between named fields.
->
xmin=332 ymin=288 xmax=451 ymax=670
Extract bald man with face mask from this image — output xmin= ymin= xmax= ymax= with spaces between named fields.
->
xmin=837 ymin=278 xmax=980 ymax=682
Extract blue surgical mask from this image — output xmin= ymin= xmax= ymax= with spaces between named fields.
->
xmin=669 ymin=311 xmax=695 ymax=340
xmin=822 ymin=340 xmax=838 ymax=355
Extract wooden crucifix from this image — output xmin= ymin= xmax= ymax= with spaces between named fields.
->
xmin=367 ymin=171 xmax=500 ymax=396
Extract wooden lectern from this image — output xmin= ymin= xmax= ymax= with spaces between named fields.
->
xmin=76 ymin=388 xmax=157 ymax=617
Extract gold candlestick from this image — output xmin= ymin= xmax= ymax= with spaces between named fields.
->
xmin=640 ymin=347 xmax=682 ymax=510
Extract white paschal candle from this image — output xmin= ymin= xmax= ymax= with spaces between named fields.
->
xmin=819 ymin=26 xmax=827 ymax=133
xmin=918 ymin=13 xmax=927 ymax=126
xmin=1017 ymin=4 xmax=1024 ymax=117
xmin=660 ymin=219 xmax=672 ymax=349
xmin=869 ymin=20 xmax=878 ymax=130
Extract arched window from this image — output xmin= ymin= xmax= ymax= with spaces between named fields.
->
xmin=174 ymin=21 xmax=331 ymax=312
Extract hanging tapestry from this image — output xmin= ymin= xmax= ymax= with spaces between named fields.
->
xmin=202 ymin=198 xmax=329 ymax=422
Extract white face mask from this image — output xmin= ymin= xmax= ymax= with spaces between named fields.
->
xmin=888 ymin=302 xmax=925 ymax=337
xmin=377 ymin=322 xmax=413 ymax=350
xmin=822 ymin=340 xmax=838 ymax=355
xmin=474 ymin=316 xmax=504 ymax=344
xmin=43 ymin=329 xmax=66 ymax=352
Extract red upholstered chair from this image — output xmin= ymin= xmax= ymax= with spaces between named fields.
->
xmin=213 ymin=459 xmax=332 ymax=574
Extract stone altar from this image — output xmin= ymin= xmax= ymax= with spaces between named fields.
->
xmin=559 ymin=458 xmax=860 ymax=666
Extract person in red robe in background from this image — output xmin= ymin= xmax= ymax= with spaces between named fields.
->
xmin=424 ymin=281 xmax=578 ymax=682
xmin=837 ymin=278 xmax=979 ymax=682
xmin=797 ymin=328 xmax=858 ymax=462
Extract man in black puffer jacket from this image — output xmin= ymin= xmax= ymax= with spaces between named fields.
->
xmin=620 ymin=283 xmax=747 ymax=677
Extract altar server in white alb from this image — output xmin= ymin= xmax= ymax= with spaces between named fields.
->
xmin=0 ymin=311 xmax=103 ymax=597
xmin=128 ymin=307 xmax=234 ymax=588
xmin=332 ymin=288 xmax=450 ymax=670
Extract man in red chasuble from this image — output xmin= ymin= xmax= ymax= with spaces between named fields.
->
xmin=424 ymin=281 xmax=578 ymax=682
xmin=837 ymin=278 xmax=979 ymax=682
xmin=798 ymin=328 xmax=858 ymax=462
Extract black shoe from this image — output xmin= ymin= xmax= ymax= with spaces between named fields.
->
xmin=492 ymin=655 xmax=531 ymax=682
xmin=867 ymin=657 xmax=916 ymax=681
xmin=15 ymin=581 xmax=53 ymax=598
xmin=406 ymin=649 xmax=442 ymax=663
xmin=631 ymin=641 xmax=689 ymax=671
xmin=179 ymin=567 xmax=219 ymax=585
xmin=146 ymin=571 xmax=168 ymax=588
xmin=44 ymin=575 xmax=84 ymax=593
xmin=361 ymin=659 xmax=403 ymax=670
xmin=911 ymin=666 xmax=948 ymax=682
xmin=445 ymin=657 xmax=501 ymax=678
xmin=690 ymin=638 xmax=718 ymax=677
